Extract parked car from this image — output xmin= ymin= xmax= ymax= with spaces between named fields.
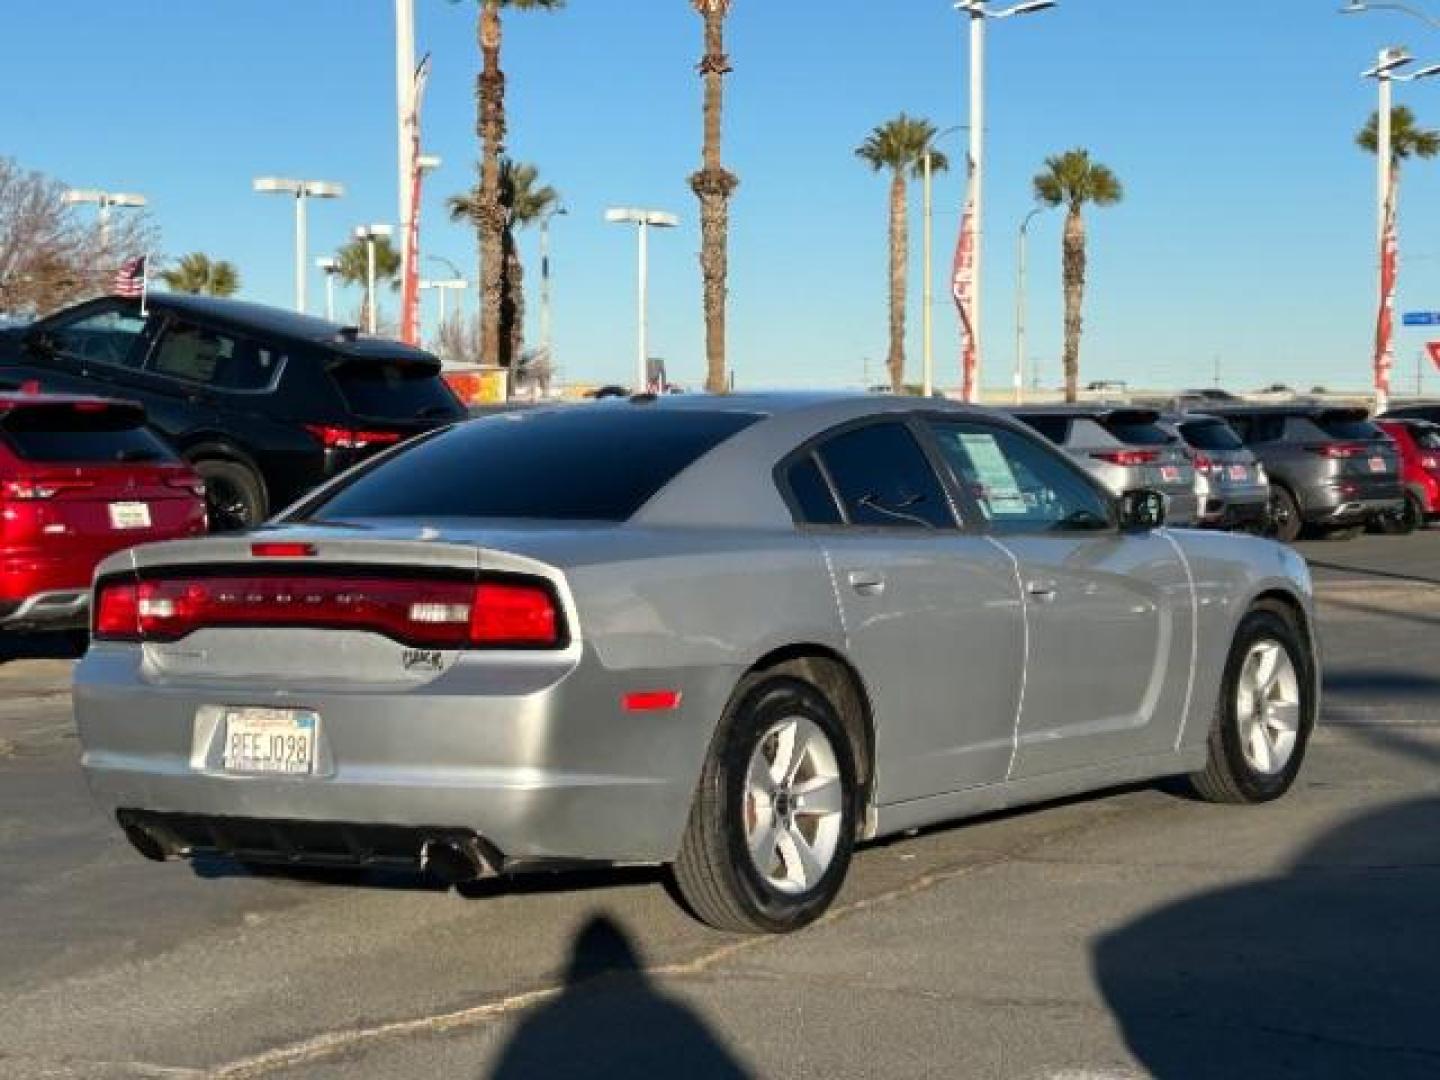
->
xmin=0 ymin=393 xmax=205 ymax=630
xmin=0 ymin=294 xmax=466 ymax=531
xmin=1374 ymin=418 xmax=1440 ymax=533
xmin=76 ymin=395 xmax=1317 ymax=933
xmin=1157 ymin=413 xmax=1270 ymax=530
xmin=1209 ymin=405 xmax=1402 ymax=543
xmin=1007 ymin=406 xmax=1200 ymax=525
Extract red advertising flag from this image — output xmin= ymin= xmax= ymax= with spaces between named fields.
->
xmin=1426 ymin=341 xmax=1440 ymax=372
xmin=399 ymin=54 xmax=432 ymax=347
xmin=1375 ymin=174 xmax=1399 ymax=399
xmin=951 ymin=180 xmax=977 ymax=402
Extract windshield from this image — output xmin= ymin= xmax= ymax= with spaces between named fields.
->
xmin=0 ymin=404 xmax=175 ymax=463
xmin=305 ymin=407 xmax=762 ymax=522
xmin=1101 ymin=416 xmax=1174 ymax=447
xmin=327 ymin=359 xmax=464 ymax=422
xmin=1179 ymin=418 xmax=1244 ymax=452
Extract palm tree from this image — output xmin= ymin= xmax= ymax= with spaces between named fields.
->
xmin=159 ymin=253 xmax=240 ymax=297
xmin=1357 ymin=104 xmax=1440 ymax=170
xmin=691 ymin=0 xmax=739 ymax=395
xmin=1032 ymin=149 xmax=1123 ymax=403
xmin=450 ymin=159 xmax=560 ymax=368
xmin=466 ymin=0 xmax=565 ymax=368
xmin=334 ymin=236 xmax=401 ymax=330
xmin=856 ymin=115 xmax=947 ymax=394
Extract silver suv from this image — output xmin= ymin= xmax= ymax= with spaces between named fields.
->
xmin=1158 ymin=413 xmax=1270 ymax=530
xmin=1008 ymin=406 xmax=1199 ymax=526
xmin=1210 ymin=405 xmax=1402 ymax=542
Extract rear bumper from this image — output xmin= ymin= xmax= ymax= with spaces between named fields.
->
xmin=74 ymin=644 xmax=733 ymax=867
xmin=1199 ymin=496 xmax=1270 ymax=529
xmin=0 ymin=588 xmax=88 ymax=629
xmin=1306 ymin=496 xmax=1404 ymax=524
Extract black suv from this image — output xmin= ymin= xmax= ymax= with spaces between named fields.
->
xmin=1209 ymin=404 xmax=1401 ymax=542
xmin=0 ymin=294 xmax=465 ymax=529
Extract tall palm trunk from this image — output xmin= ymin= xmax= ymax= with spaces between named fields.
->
xmin=1061 ymin=205 xmax=1086 ymax=403
xmin=692 ymin=3 xmax=738 ymax=395
xmin=887 ymin=169 xmax=908 ymax=393
xmin=477 ymin=0 xmax=507 ymax=367
xmin=503 ymin=224 xmax=524 ymax=370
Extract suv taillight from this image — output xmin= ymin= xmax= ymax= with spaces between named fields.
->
xmin=1306 ymin=443 xmax=1367 ymax=459
xmin=1091 ymin=450 xmax=1159 ymax=467
xmin=92 ymin=574 xmax=561 ymax=649
xmin=1 ymin=478 xmax=95 ymax=500
xmin=303 ymin=424 xmax=404 ymax=451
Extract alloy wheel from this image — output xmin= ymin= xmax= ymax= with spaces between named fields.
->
xmin=1235 ymin=639 xmax=1301 ymax=776
xmin=743 ymin=715 xmax=844 ymax=895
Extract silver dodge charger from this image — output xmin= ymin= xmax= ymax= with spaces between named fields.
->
xmin=75 ymin=394 xmax=1319 ymax=933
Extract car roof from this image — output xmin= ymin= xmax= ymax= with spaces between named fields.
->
xmin=1007 ymin=404 xmax=1160 ymax=422
xmin=1205 ymin=402 xmax=1369 ymax=417
xmin=109 ymin=294 xmax=440 ymax=364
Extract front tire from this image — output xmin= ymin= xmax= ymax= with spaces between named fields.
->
xmin=673 ymin=674 xmax=857 ymax=933
xmin=1189 ymin=605 xmax=1315 ymax=804
xmin=1267 ymin=486 xmax=1302 ymax=544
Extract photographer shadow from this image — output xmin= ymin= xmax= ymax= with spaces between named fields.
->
xmin=489 ymin=914 xmax=750 ymax=1079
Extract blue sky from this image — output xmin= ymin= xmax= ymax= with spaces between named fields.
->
xmin=10 ymin=0 xmax=1440 ymax=392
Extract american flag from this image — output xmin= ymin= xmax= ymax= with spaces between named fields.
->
xmin=111 ymin=255 xmax=147 ymax=299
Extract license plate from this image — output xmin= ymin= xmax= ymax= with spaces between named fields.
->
xmin=222 ymin=708 xmax=317 ymax=776
xmin=108 ymin=501 xmax=152 ymax=530
xmin=1160 ymin=466 xmax=1180 ymax=482
xmin=1228 ymin=464 xmax=1248 ymax=482
xmin=1369 ymin=456 xmax=1386 ymax=473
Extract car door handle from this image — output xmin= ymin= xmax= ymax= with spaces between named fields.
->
xmin=847 ymin=571 xmax=887 ymax=597
xmin=1026 ymin=582 xmax=1059 ymax=604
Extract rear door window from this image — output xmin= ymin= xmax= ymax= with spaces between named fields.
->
xmin=814 ymin=422 xmax=954 ymax=529
xmin=328 ymin=359 xmax=464 ymax=423
xmin=0 ymin=403 xmax=175 ymax=463
xmin=307 ymin=408 xmax=759 ymax=522
xmin=1178 ymin=419 xmax=1244 ymax=452
xmin=150 ymin=321 xmax=284 ymax=391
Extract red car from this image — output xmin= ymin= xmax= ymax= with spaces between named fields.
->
xmin=1375 ymin=418 xmax=1440 ymax=534
xmin=0 ymin=393 xmax=206 ymax=629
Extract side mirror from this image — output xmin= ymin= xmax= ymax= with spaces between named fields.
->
xmin=1118 ymin=489 xmax=1167 ymax=531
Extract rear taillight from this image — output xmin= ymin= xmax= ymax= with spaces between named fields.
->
xmin=1190 ymin=452 xmax=1215 ymax=474
xmin=1424 ymin=456 xmax=1440 ymax=471
xmin=1 ymin=478 xmax=95 ymax=500
xmin=303 ymin=424 xmax=404 ymax=451
xmin=91 ymin=574 xmax=562 ymax=649
xmin=1306 ymin=443 xmax=1367 ymax=459
xmin=1091 ymin=450 xmax=1159 ymax=467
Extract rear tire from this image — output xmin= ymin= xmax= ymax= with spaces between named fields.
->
xmin=1189 ymin=605 xmax=1315 ymax=804
xmin=193 ymin=459 xmax=266 ymax=532
xmin=1267 ymin=486 xmax=1302 ymax=544
xmin=673 ymin=674 xmax=857 ymax=934
xmin=1376 ymin=494 xmax=1422 ymax=536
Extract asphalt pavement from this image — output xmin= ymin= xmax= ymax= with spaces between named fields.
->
xmin=1 ymin=533 xmax=1438 ymax=1079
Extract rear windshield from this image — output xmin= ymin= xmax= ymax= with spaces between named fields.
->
xmin=1015 ymin=415 xmax=1071 ymax=443
xmin=1101 ymin=416 xmax=1174 ymax=446
xmin=0 ymin=404 xmax=175 ymax=463
xmin=306 ymin=407 xmax=762 ymax=522
xmin=328 ymin=359 xmax=464 ymax=423
xmin=1178 ymin=418 xmax=1244 ymax=451
xmin=1316 ymin=412 xmax=1385 ymax=441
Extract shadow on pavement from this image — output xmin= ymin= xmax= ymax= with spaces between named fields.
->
xmin=1324 ymin=667 xmax=1440 ymax=701
xmin=1306 ymin=558 xmax=1440 ymax=589
xmin=488 ymin=914 xmax=749 ymax=1079
xmin=0 ymin=631 xmax=85 ymax=665
xmin=1094 ymin=796 xmax=1440 ymax=1078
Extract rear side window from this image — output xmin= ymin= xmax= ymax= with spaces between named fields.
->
xmin=1316 ymin=413 xmax=1384 ymax=441
xmin=0 ymin=404 xmax=175 ymax=463
xmin=1178 ymin=419 xmax=1244 ymax=451
xmin=783 ymin=454 xmax=843 ymax=525
xmin=1411 ymin=425 xmax=1440 ymax=451
xmin=1015 ymin=415 xmax=1071 ymax=444
xmin=151 ymin=321 xmax=284 ymax=391
xmin=815 ymin=422 xmax=953 ymax=529
xmin=1101 ymin=416 xmax=1174 ymax=446
xmin=1229 ymin=415 xmax=1285 ymax=444
xmin=328 ymin=359 xmax=463 ymax=422
xmin=307 ymin=408 xmax=760 ymax=522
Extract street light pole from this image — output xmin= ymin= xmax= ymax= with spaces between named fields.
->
xmin=354 ymin=224 xmax=393 ymax=335
xmin=63 ymin=189 xmax=148 ymax=254
xmin=605 ymin=208 xmax=679 ymax=392
xmin=1015 ymin=207 xmax=1045 ymax=405
xmin=540 ymin=206 xmax=568 ymax=360
xmin=316 ymin=258 xmax=339 ymax=322
xmin=955 ymin=1 xmax=1057 ymax=404
xmin=255 ymin=178 xmax=345 ymax=313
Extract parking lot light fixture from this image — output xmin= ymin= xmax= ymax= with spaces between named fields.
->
xmin=1342 ymin=1 xmax=1440 ymax=30
xmin=316 ymin=257 xmax=341 ymax=322
xmin=354 ymin=224 xmax=394 ymax=335
xmin=62 ymin=188 xmax=148 ymax=251
xmin=605 ymin=208 xmax=679 ymax=392
xmin=254 ymin=177 xmax=346 ymax=315
xmin=419 ymin=277 xmax=468 ymax=331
